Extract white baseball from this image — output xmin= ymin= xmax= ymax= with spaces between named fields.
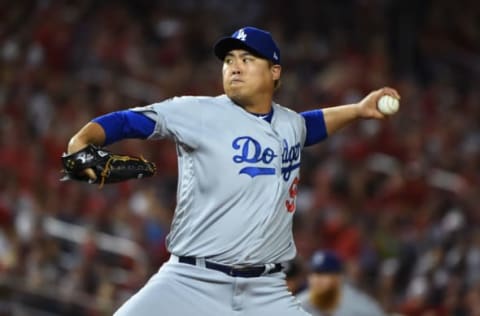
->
xmin=377 ymin=95 xmax=399 ymax=115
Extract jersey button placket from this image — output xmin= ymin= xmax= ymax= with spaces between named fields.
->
xmin=274 ymin=134 xmax=284 ymax=181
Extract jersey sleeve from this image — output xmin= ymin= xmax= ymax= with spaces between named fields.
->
xmin=300 ymin=109 xmax=328 ymax=147
xmin=130 ymin=96 xmax=203 ymax=149
xmin=92 ymin=110 xmax=155 ymax=146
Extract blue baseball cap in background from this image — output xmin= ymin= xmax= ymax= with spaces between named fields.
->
xmin=214 ymin=26 xmax=281 ymax=65
xmin=310 ymin=250 xmax=343 ymax=274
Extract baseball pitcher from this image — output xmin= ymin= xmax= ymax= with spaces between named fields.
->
xmin=63 ymin=26 xmax=400 ymax=315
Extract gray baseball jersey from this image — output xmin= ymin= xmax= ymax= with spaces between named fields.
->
xmin=133 ymin=94 xmax=306 ymax=265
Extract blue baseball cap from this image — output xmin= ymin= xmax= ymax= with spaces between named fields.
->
xmin=310 ymin=250 xmax=343 ymax=274
xmin=214 ymin=26 xmax=281 ymax=65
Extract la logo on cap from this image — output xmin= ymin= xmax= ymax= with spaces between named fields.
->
xmin=213 ymin=26 xmax=281 ymax=65
xmin=236 ymin=29 xmax=247 ymax=41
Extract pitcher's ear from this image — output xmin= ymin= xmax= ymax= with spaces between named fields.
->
xmin=271 ymin=64 xmax=281 ymax=81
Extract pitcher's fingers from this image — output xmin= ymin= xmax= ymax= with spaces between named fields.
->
xmin=84 ymin=168 xmax=97 ymax=181
xmin=382 ymin=87 xmax=401 ymax=99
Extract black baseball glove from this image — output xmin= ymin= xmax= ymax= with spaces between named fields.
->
xmin=61 ymin=144 xmax=156 ymax=187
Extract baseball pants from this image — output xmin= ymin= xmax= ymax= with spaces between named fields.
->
xmin=114 ymin=255 xmax=310 ymax=316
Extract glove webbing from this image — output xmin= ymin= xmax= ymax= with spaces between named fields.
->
xmin=99 ymin=154 xmax=147 ymax=188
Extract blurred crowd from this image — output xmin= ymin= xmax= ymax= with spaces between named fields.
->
xmin=0 ymin=0 xmax=479 ymax=315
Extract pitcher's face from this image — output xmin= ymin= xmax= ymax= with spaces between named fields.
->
xmin=222 ymin=49 xmax=280 ymax=105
